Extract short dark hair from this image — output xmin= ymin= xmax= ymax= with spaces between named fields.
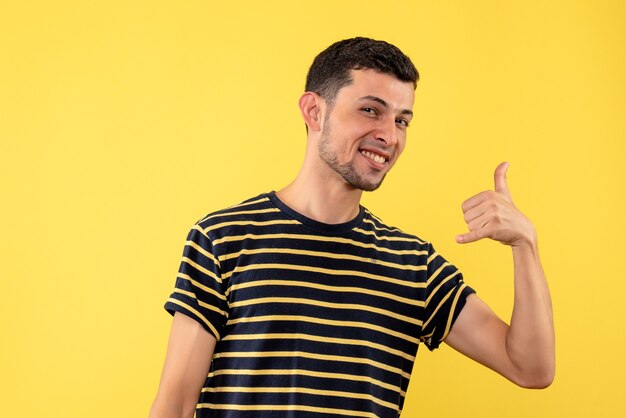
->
xmin=305 ymin=37 xmax=419 ymax=104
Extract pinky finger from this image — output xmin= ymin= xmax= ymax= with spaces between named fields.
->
xmin=456 ymin=229 xmax=486 ymax=244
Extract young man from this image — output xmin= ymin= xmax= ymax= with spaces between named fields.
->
xmin=150 ymin=37 xmax=554 ymax=418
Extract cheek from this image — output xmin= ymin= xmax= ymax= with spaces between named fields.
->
xmin=347 ymin=124 xmax=370 ymax=141
xmin=396 ymin=137 xmax=407 ymax=157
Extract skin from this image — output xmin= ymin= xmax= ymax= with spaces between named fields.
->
xmin=277 ymin=69 xmax=414 ymax=223
xmin=150 ymin=68 xmax=555 ymax=417
xmin=448 ymin=162 xmax=555 ymax=388
xmin=150 ymin=312 xmax=216 ymax=418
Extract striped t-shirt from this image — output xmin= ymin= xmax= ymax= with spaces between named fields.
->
xmin=164 ymin=191 xmax=475 ymax=418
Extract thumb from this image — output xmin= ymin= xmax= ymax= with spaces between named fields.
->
xmin=494 ymin=161 xmax=510 ymax=196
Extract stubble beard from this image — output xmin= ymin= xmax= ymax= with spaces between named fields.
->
xmin=318 ymin=120 xmax=386 ymax=192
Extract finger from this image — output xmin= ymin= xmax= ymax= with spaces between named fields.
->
xmin=461 ymin=190 xmax=493 ymax=212
xmin=463 ymin=200 xmax=494 ymax=224
xmin=467 ymin=213 xmax=491 ymax=231
xmin=494 ymin=161 xmax=510 ymax=196
xmin=456 ymin=228 xmax=488 ymax=244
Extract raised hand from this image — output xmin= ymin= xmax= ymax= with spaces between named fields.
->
xmin=448 ymin=162 xmax=554 ymax=389
xmin=456 ymin=162 xmax=536 ymax=247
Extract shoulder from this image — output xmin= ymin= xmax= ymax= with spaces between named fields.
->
xmin=194 ymin=192 xmax=275 ymax=228
xmin=188 ymin=192 xmax=287 ymax=244
xmin=359 ymin=208 xmax=430 ymax=248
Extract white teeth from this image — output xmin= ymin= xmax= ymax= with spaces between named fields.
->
xmin=361 ymin=150 xmax=386 ymax=164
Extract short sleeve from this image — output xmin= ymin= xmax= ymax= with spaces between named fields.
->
xmin=420 ymin=243 xmax=475 ymax=351
xmin=164 ymin=224 xmax=229 ymax=340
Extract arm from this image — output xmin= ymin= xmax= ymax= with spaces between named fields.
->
xmin=445 ymin=162 xmax=555 ymax=388
xmin=150 ymin=312 xmax=217 ymax=418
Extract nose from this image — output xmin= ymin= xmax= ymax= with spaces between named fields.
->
xmin=375 ymin=116 xmax=398 ymax=147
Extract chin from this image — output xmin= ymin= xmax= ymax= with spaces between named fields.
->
xmin=360 ymin=182 xmax=383 ymax=192
xmin=350 ymin=176 xmax=386 ymax=192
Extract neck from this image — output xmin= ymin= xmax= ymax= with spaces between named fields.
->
xmin=277 ymin=159 xmax=363 ymax=225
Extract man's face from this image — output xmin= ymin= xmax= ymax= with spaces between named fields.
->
xmin=318 ymin=69 xmax=415 ymax=191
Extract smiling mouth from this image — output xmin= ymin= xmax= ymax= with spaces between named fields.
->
xmin=360 ymin=149 xmax=388 ymax=164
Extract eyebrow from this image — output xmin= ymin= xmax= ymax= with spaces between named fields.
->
xmin=358 ymin=95 xmax=413 ymax=116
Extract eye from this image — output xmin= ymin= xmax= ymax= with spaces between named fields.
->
xmin=361 ymin=107 xmax=377 ymax=115
xmin=395 ymin=118 xmax=410 ymax=128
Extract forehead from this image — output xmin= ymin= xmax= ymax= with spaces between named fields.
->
xmin=336 ymin=69 xmax=415 ymax=111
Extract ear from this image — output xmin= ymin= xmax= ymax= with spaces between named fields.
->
xmin=299 ymin=92 xmax=323 ymax=132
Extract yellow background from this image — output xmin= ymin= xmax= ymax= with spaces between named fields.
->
xmin=1 ymin=1 xmax=625 ymax=417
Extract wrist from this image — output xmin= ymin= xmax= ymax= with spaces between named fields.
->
xmin=511 ymin=230 xmax=538 ymax=251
